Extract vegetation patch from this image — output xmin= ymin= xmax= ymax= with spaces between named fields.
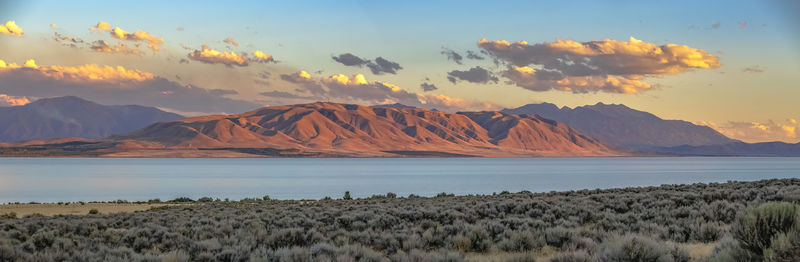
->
xmin=1 ymin=179 xmax=799 ymax=261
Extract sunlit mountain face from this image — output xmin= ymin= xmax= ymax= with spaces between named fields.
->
xmin=1 ymin=1 xmax=798 ymax=144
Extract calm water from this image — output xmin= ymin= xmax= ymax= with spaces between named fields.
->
xmin=1 ymin=157 xmax=799 ymax=203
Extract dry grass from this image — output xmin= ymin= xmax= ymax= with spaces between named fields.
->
xmin=0 ymin=202 xmax=176 ymax=217
xmin=465 ymin=246 xmax=556 ymax=262
xmin=673 ymin=241 xmax=718 ymax=259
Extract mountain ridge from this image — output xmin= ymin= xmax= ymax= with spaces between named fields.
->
xmin=0 ymin=96 xmax=184 ymax=142
xmin=502 ymin=102 xmax=737 ymax=149
xmin=104 ymin=102 xmax=617 ymax=157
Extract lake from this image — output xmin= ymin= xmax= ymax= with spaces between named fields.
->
xmin=1 ymin=157 xmax=799 ymax=203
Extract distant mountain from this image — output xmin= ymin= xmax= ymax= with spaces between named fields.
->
xmin=653 ymin=141 xmax=800 ymax=157
xmin=502 ymin=102 xmax=736 ymax=149
xmin=0 ymin=96 xmax=183 ymax=142
xmin=108 ymin=102 xmax=617 ymax=157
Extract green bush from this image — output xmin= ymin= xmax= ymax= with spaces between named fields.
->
xmin=88 ymin=209 xmax=99 ymax=215
xmin=732 ymin=202 xmax=799 ymax=255
xmin=343 ymin=191 xmax=352 ymax=200
xmin=763 ymin=228 xmax=800 ymax=262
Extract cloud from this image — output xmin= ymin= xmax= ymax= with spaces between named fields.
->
xmin=478 ymin=37 xmax=720 ymax=94
xmin=0 ymin=58 xmax=153 ymax=83
xmin=278 ymin=70 xmax=494 ymax=112
xmin=738 ymin=22 xmax=747 ymax=29
xmin=700 ymin=119 xmax=800 ymax=143
xmin=186 ymin=45 xmax=275 ymax=66
xmin=90 ymin=40 xmax=141 ymax=55
xmin=367 ymin=57 xmax=402 ymax=75
xmin=252 ymin=50 xmax=275 ymax=63
xmin=466 ymin=50 xmax=485 ymax=60
xmin=90 ymin=21 xmax=164 ymax=50
xmin=441 ymin=48 xmax=463 ymax=64
xmin=52 ymin=32 xmax=84 ymax=48
xmin=176 ymin=27 xmax=184 ymax=32
xmin=49 ymin=24 xmax=58 ymax=29
xmin=420 ymin=82 xmax=438 ymax=92
xmin=0 ymin=58 xmax=260 ymax=114
xmin=259 ymin=90 xmax=312 ymax=99
xmin=0 ymin=21 xmax=23 ymax=37
xmin=742 ymin=65 xmax=764 ymax=73
xmin=712 ymin=22 xmax=721 ymax=29
xmin=332 ymin=54 xmax=402 ymax=75
xmin=90 ymin=21 xmax=111 ymax=32
xmin=332 ymin=53 xmax=370 ymax=66
xmin=447 ymin=66 xmax=499 ymax=84
xmin=208 ymin=89 xmax=239 ymax=95
xmin=223 ymin=37 xmax=239 ymax=46
xmin=0 ymin=94 xmax=30 ymax=107
xmin=188 ymin=44 xmax=249 ymax=66
xmin=503 ymin=66 xmax=652 ymax=94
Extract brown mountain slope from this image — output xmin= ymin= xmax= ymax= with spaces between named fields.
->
xmin=112 ymin=102 xmax=618 ymax=157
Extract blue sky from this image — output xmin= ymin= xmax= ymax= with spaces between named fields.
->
xmin=1 ymin=0 xmax=799 ymax=142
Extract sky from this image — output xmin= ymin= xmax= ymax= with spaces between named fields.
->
xmin=0 ymin=0 xmax=798 ymax=142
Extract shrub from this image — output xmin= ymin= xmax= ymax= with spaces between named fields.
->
xmin=0 ymin=212 xmax=16 ymax=219
xmin=88 ymin=209 xmax=99 ymax=215
xmin=343 ymin=191 xmax=352 ymax=200
xmin=551 ymin=250 xmax=591 ymax=262
xmin=592 ymin=234 xmax=689 ymax=262
xmin=197 ymin=197 xmax=213 ymax=203
xmin=763 ymin=228 xmax=800 ymax=261
xmin=732 ymin=202 xmax=799 ymax=255
xmin=171 ymin=197 xmax=195 ymax=203
xmin=500 ymin=231 xmax=543 ymax=252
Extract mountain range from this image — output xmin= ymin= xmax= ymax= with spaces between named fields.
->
xmin=1 ymin=96 xmax=796 ymax=157
xmin=502 ymin=102 xmax=736 ymax=149
xmin=0 ymin=96 xmax=183 ymax=143
xmin=107 ymin=102 xmax=615 ymax=157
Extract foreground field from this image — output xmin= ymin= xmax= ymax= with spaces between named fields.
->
xmin=1 ymin=179 xmax=800 ymax=261
xmin=0 ymin=202 xmax=175 ymax=217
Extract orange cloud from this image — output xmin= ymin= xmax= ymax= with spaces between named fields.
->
xmin=0 ymin=58 xmax=153 ymax=83
xmin=90 ymin=21 xmax=111 ymax=32
xmin=504 ymin=66 xmax=653 ymax=94
xmin=279 ymin=70 xmax=496 ymax=111
xmin=223 ymin=37 xmax=239 ymax=46
xmin=90 ymin=40 xmax=141 ymax=55
xmin=187 ymin=45 xmax=249 ymax=66
xmin=252 ymin=50 xmax=274 ymax=63
xmin=701 ymin=119 xmax=800 ymax=143
xmin=49 ymin=24 xmax=58 ymax=29
xmin=0 ymin=94 xmax=30 ymax=106
xmin=90 ymin=22 xmax=164 ymax=50
xmin=478 ymin=37 xmax=720 ymax=94
xmin=0 ymin=21 xmax=23 ymax=37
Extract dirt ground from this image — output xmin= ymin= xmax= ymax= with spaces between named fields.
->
xmin=0 ymin=202 xmax=177 ymax=217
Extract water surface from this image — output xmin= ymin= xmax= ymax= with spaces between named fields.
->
xmin=1 ymin=157 xmax=799 ymax=203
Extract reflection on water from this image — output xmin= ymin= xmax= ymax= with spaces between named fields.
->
xmin=1 ymin=157 xmax=799 ymax=203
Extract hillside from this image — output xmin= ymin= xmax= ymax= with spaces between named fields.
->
xmin=502 ymin=102 xmax=736 ymax=149
xmin=0 ymin=96 xmax=183 ymax=142
xmin=109 ymin=102 xmax=617 ymax=157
